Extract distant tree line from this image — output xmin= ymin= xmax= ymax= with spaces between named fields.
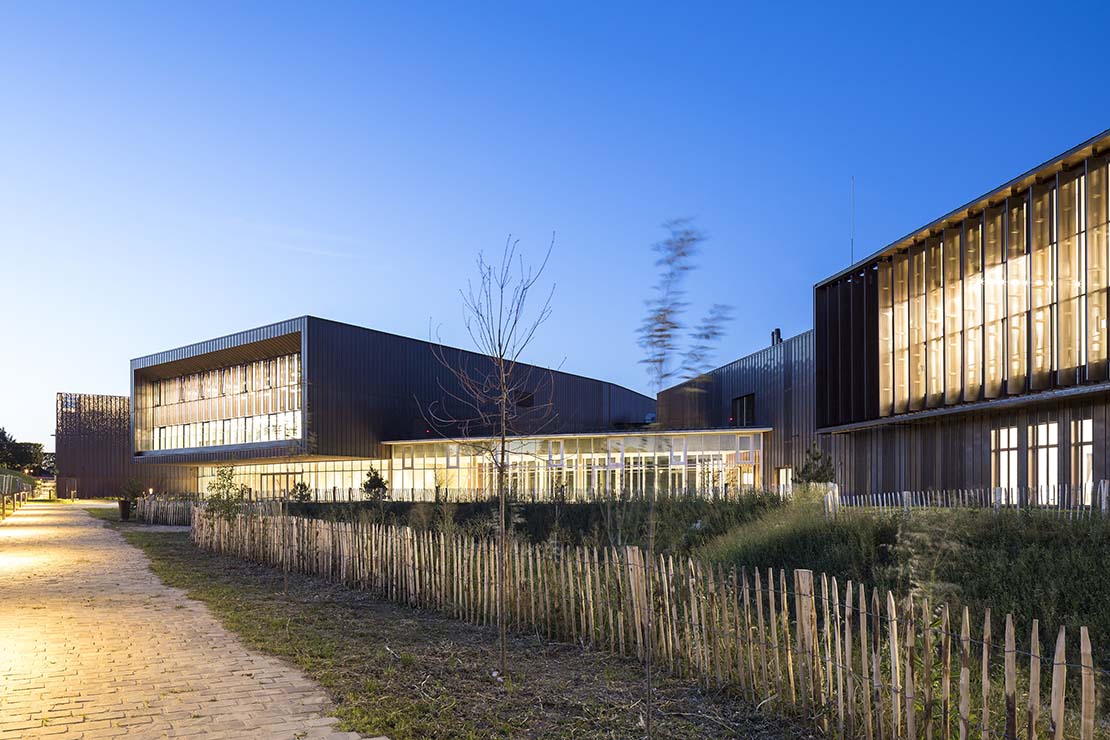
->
xmin=0 ymin=427 xmax=53 ymax=476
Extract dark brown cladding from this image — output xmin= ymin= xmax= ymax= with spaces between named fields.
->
xmin=131 ymin=316 xmax=656 ymax=466
xmin=829 ymin=393 xmax=1110 ymax=495
xmin=656 ymin=330 xmax=819 ymax=489
xmin=55 ymin=393 xmax=195 ymax=498
xmin=814 ymin=266 xmax=879 ymax=429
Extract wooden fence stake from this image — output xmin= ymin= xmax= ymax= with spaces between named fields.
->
xmin=888 ymin=591 xmax=901 ymax=739
xmin=982 ymin=608 xmax=992 ymax=740
xmin=1081 ymin=626 xmax=1094 ymax=740
xmin=960 ymin=606 xmax=971 ymax=740
xmin=1004 ymin=614 xmax=1016 ymax=739
xmin=1049 ymin=626 xmax=1066 ymax=740
xmin=1027 ymin=619 xmax=1040 ymax=740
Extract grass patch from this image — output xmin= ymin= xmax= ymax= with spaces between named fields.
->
xmin=699 ymin=495 xmax=903 ymax=592
xmin=113 ymin=523 xmax=812 ymax=739
xmin=701 ymin=499 xmax=1110 ymax=672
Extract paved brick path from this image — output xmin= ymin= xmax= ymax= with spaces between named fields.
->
xmin=0 ymin=503 xmax=372 ymax=740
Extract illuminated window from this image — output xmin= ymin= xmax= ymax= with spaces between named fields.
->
xmin=1006 ymin=195 xmax=1029 ymax=394
xmin=1028 ymin=422 xmax=1059 ymax=503
xmin=1089 ymin=157 xmax=1108 ymax=382
xmin=983 ymin=208 xmax=1005 ymax=398
xmin=943 ymin=228 xmax=962 ymax=404
xmin=878 ymin=259 xmax=894 ymax=416
xmin=926 ymin=237 xmax=944 ymax=407
xmin=1071 ymin=418 xmax=1093 ymax=505
xmin=1029 ymin=185 xmax=1055 ymax=390
xmin=991 ymin=426 xmax=1019 ymax=501
xmin=964 ymin=217 xmax=983 ymax=401
xmin=909 ymin=243 xmax=926 ymax=411
xmin=893 ymin=252 xmax=910 ymax=413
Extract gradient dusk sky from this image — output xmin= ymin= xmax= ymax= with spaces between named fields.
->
xmin=4 ymin=1 xmax=1110 ymax=449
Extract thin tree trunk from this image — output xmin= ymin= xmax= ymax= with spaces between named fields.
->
xmin=499 ymin=403 xmax=508 ymax=677
xmin=645 ymin=489 xmax=655 ymax=738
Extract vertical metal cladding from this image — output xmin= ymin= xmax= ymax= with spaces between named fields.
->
xmin=304 ymin=317 xmax=656 ymax=459
xmin=128 ymin=316 xmax=655 ymax=467
xmin=656 ymin=330 xmax=819 ymax=489
xmin=56 ymin=393 xmax=195 ymax=498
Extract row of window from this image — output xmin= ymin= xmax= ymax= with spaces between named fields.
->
xmin=151 ymin=354 xmax=301 ymax=407
xmin=878 ymin=157 xmax=1109 ymax=416
xmin=990 ymin=418 xmax=1093 ymax=500
xmin=150 ymin=411 xmax=302 ymax=451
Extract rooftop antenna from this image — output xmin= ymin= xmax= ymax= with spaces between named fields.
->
xmin=850 ymin=175 xmax=855 ymax=265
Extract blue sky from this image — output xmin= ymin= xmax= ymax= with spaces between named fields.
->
xmin=4 ymin=1 xmax=1110 ymax=449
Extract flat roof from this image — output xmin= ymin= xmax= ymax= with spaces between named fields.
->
xmin=384 ymin=427 xmax=771 ymax=445
xmin=817 ymin=127 xmax=1110 ymax=288
xmin=130 ymin=315 xmax=652 ymax=401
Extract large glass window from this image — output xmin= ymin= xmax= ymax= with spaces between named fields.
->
xmin=944 ymin=228 xmax=963 ymax=404
xmin=909 ymin=243 xmax=927 ymax=411
xmin=1030 ymin=185 xmax=1055 ymax=390
xmin=1088 ymin=157 xmax=1108 ymax=382
xmin=1007 ymin=194 xmax=1029 ymax=394
xmin=878 ymin=259 xmax=894 ymax=416
xmin=1071 ymin=418 xmax=1094 ymax=505
xmin=1058 ymin=170 xmax=1085 ymax=385
xmin=893 ymin=252 xmax=910 ymax=414
xmin=926 ymin=238 xmax=944 ymax=407
xmin=984 ymin=207 xmax=1005 ymax=398
xmin=1029 ymin=421 xmax=1059 ymax=503
xmin=991 ymin=426 xmax=1019 ymax=501
xmin=963 ymin=218 xmax=983 ymax=401
xmin=730 ymin=394 xmax=755 ymax=426
xmin=137 ymin=352 xmax=302 ymax=452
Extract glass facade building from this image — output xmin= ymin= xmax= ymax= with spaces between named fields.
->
xmin=817 ymin=129 xmax=1110 ymax=498
xmin=134 ymin=353 xmax=302 ymax=452
xmin=869 ymin=162 xmax=1107 ymax=416
xmin=194 ymin=429 xmax=765 ymax=500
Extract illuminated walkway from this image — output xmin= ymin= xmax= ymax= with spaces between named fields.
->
xmin=0 ymin=503 xmax=369 ymax=740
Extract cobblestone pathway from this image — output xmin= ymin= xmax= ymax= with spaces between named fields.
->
xmin=0 ymin=503 xmax=372 ymax=740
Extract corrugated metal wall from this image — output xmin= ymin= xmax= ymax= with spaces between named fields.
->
xmin=56 ymin=393 xmax=196 ymax=498
xmin=306 ymin=317 xmax=656 ymax=458
xmin=127 ymin=316 xmax=655 ymax=467
xmin=657 ymin=330 xmax=820 ymax=488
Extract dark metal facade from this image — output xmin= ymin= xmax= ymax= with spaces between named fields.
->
xmin=56 ymin=393 xmax=195 ymax=498
xmin=826 ymin=394 xmax=1110 ymax=494
xmin=132 ymin=316 xmax=656 ymax=466
xmin=657 ymin=330 xmax=820 ymax=489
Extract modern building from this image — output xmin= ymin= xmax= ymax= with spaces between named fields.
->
xmin=815 ymin=129 xmax=1110 ymax=501
xmin=57 ymin=129 xmax=1110 ymax=504
xmin=657 ymin=329 xmax=817 ymax=492
xmin=127 ymin=315 xmax=763 ymax=499
xmin=55 ymin=393 xmax=194 ymax=498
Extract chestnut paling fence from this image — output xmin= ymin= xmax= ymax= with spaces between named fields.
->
xmin=191 ymin=508 xmax=1105 ymax=739
xmin=135 ymin=495 xmax=199 ymax=526
xmin=829 ymin=481 xmax=1110 ymax=519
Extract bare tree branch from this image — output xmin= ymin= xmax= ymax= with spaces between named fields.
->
xmin=424 ymin=233 xmax=558 ymax=678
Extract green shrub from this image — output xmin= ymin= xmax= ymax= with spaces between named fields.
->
xmin=700 ymin=501 xmax=1110 ymax=671
xmin=284 ymin=492 xmax=784 ymax=555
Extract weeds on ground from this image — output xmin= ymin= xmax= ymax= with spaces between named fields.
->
xmin=118 ymin=527 xmax=811 ymax=739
